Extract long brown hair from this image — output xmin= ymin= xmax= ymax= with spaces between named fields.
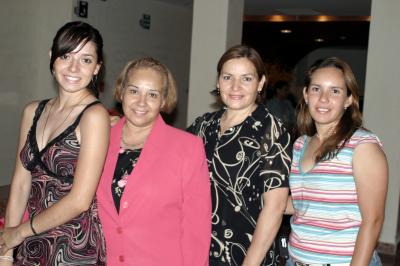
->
xmin=297 ymin=57 xmax=363 ymax=162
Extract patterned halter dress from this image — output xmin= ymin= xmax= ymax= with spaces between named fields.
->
xmin=16 ymin=99 xmax=106 ymax=265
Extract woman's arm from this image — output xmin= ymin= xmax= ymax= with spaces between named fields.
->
xmin=0 ymin=104 xmax=110 ymax=253
xmin=0 ymin=103 xmax=37 ymax=258
xmin=351 ymin=142 xmax=388 ymax=265
xmin=243 ymin=118 xmax=292 ymax=266
xmin=242 ymin=187 xmax=289 ymax=266
xmin=181 ymin=138 xmax=211 ymax=266
xmin=284 ymin=195 xmax=295 ymax=215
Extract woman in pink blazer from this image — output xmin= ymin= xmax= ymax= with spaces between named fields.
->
xmin=96 ymin=58 xmax=211 ymax=266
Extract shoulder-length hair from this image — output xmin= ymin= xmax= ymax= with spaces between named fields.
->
xmin=113 ymin=57 xmax=177 ymax=114
xmin=297 ymin=57 xmax=363 ymax=162
xmin=50 ymin=21 xmax=104 ymax=96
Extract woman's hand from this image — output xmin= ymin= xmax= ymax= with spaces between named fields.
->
xmin=0 ymin=260 xmax=13 ymax=266
xmin=0 ymin=227 xmax=24 ymax=254
xmin=110 ymin=115 xmax=120 ymax=126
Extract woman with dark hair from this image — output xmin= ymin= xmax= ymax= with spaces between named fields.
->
xmin=188 ymin=44 xmax=291 ymax=265
xmin=285 ymin=57 xmax=387 ymax=265
xmin=0 ymin=21 xmax=109 ymax=265
xmin=97 ymin=57 xmax=211 ymax=266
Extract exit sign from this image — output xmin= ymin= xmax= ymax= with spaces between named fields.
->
xmin=140 ymin=14 xmax=151 ymax=30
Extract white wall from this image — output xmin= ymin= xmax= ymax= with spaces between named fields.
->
xmin=0 ymin=0 xmax=74 ymax=186
xmin=0 ymin=0 xmax=192 ymax=185
xmin=79 ymin=0 xmax=192 ymax=127
xmin=186 ymin=0 xmax=243 ymax=126
xmin=364 ymin=0 xmax=400 ymax=247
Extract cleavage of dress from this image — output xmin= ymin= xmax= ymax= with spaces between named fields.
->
xmin=16 ymin=99 xmax=106 ymax=266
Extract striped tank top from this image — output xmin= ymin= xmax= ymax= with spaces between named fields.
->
xmin=288 ymin=129 xmax=383 ymax=263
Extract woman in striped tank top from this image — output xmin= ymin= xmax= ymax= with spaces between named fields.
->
xmin=285 ymin=57 xmax=387 ymax=266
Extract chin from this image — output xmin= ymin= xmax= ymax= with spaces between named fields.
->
xmin=128 ymin=117 xmax=157 ymax=128
xmin=226 ymin=103 xmax=255 ymax=111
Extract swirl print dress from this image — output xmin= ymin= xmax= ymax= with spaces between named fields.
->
xmin=188 ymin=105 xmax=292 ymax=265
xmin=16 ymin=99 xmax=106 ymax=265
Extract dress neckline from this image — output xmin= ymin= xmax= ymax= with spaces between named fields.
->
xmin=32 ymin=99 xmax=99 ymax=155
xmin=217 ymin=105 xmax=260 ymax=137
xmin=299 ymin=136 xmax=318 ymax=174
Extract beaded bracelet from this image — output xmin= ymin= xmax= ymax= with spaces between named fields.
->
xmin=30 ymin=214 xmax=38 ymax=236
xmin=0 ymin=255 xmax=14 ymax=262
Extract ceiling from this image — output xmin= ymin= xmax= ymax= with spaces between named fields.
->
xmin=243 ymin=0 xmax=371 ymax=16
xmin=157 ymin=0 xmax=371 ymax=16
xmin=158 ymin=0 xmax=372 ymax=69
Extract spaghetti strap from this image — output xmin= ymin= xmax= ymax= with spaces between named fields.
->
xmin=17 ymin=98 xmax=106 ymax=264
xmin=71 ymin=100 xmax=101 ymax=128
xmin=31 ymin=99 xmax=51 ymax=126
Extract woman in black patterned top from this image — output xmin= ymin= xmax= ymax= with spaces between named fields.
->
xmin=188 ymin=45 xmax=291 ymax=266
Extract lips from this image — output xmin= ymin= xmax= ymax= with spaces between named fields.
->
xmin=316 ymin=107 xmax=329 ymax=113
xmin=64 ymin=75 xmax=81 ymax=83
xmin=229 ymin=94 xmax=244 ymax=100
xmin=133 ymin=109 xmax=147 ymax=116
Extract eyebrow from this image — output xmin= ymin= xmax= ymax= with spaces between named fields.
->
xmin=80 ymin=53 xmax=96 ymax=57
xmin=66 ymin=50 xmax=96 ymax=56
xmin=125 ymin=84 xmax=161 ymax=92
xmin=310 ymin=83 xmax=344 ymax=89
xmin=221 ymin=72 xmax=255 ymax=76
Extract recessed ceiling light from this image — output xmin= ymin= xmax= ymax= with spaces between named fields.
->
xmin=280 ymin=29 xmax=292 ymax=34
xmin=314 ymin=38 xmax=324 ymax=42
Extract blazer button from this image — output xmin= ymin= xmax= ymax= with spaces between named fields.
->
xmin=119 ymin=255 xmax=125 ymax=262
xmin=122 ymin=201 xmax=129 ymax=209
xmin=117 ymin=227 xmax=123 ymax=234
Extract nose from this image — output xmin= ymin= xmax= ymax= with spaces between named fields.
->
xmin=232 ymin=78 xmax=241 ymax=91
xmin=319 ymin=90 xmax=329 ymax=102
xmin=137 ymin=92 xmax=147 ymax=106
xmin=68 ymin=58 xmax=79 ymax=72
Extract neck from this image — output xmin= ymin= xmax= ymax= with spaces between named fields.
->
xmin=220 ymin=104 xmax=257 ymax=134
xmin=223 ymin=104 xmax=257 ymax=123
xmin=55 ymin=89 xmax=92 ymax=109
xmin=122 ymin=120 xmax=154 ymax=149
xmin=315 ymin=125 xmax=336 ymax=141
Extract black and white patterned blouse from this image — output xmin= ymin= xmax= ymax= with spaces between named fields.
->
xmin=111 ymin=148 xmax=141 ymax=213
xmin=188 ymin=105 xmax=292 ymax=266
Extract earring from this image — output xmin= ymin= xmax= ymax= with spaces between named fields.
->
xmin=92 ymin=74 xmax=98 ymax=84
xmin=305 ymin=100 xmax=308 ymax=105
xmin=211 ymin=87 xmax=220 ymax=96
xmin=257 ymin=90 xmax=261 ymax=95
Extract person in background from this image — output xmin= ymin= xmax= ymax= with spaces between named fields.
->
xmin=0 ymin=21 xmax=109 ymax=265
xmin=266 ymin=80 xmax=296 ymax=137
xmin=285 ymin=57 xmax=388 ymax=265
xmin=188 ymin=44 xmax=291 ymax=266
xmin=96 ymin=57 xmax=211 ymax=266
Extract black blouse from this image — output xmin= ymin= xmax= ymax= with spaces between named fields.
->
xmin=111 ymin=148 xmax=141 ymax=213
xmin=188 ymin=105 xmax=292 ymax=266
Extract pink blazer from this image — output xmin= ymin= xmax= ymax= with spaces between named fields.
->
xmin=97 ymin=115 xmax=211 ymax=266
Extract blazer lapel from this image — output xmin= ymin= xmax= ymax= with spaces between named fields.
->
xmin=101 ymin=117 xmax=125 ymax=218
xmin=119 ymin=115 xmax=166 ymax=216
